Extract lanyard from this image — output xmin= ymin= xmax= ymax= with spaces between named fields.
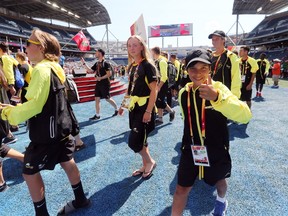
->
xmin=213 ymin=49 xmax=226 ymax=76
xmin=187 ymin=83 xmax=206 ymax=146
xmin=260 ymin=60 xmax=264 ymax=79
xmin=241 ymin=59 xmax=247 ymax=76
xmin=187 ymin=83 xmax=206 ymax=180
xmin=130 ymin=59 xmax=144 ymax=95
xmin=97 ymin=61 xmax=103 ymax=77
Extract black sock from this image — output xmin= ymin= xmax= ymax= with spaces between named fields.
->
xmin=33 ymin=197 xmax=49 ymax=216
xmin=71 ymin=181 xmax=87 ymax=207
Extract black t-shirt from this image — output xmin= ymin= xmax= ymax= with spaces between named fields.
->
xmin=240 ymin=59 xmax=253 ymax=86
xmin=128 ymin=60 xmax=157 ymax=97
xmin=91 ymin=60 xmax=111 ymax=85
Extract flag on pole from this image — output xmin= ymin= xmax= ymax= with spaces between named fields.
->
xmin=130 ymin=14 xmax=147 ymax=42
xmin=72 ymin=30 xmax=90 ymax=51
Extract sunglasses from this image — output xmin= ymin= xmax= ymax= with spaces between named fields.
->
xmin=26 ymin=39 xmax=41 ymax=47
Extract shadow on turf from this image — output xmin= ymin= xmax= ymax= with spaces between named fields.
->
xmin=228 ymin=123 xmax=249 ymax=141
xmin=74 ymin=176 xmax=144 ymax=215
xmin=79 ymin=116 xmax=113 ymax=129
xmin=149 ymin=122 xmax=172 ymax=136
xmin=159 ymin=180 xmax=216 ymax=216
xmin=2 ymin=158 xmax=24 ymax=186
xmin=252 ymin=96 xmax=265 ymax=102
xmin=73 ymin=134 xmax=96 ymax=163
xmin=159 ymin=142 xmax=216 ymax=215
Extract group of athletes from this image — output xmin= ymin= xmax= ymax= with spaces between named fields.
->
xmin=0 ymin=28 xmax=280 ymax=216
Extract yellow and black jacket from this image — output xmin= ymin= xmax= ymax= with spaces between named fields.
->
xmin=211 ymin=49 xmax=241 ymax=98
xmin=1 ymin=59 xmax=73 ymax=143
xmin=179 ymin=81 xmax=252 ymax=152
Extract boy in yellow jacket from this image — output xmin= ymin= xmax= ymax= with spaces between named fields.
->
xmin=171 ymin=49 xmax=252 ymax=216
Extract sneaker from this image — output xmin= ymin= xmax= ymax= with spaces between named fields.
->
xmin=112 ymin=110 xmax=118 ymax=117
xmin=0 ymin=182 xmax=9 ymax=192
xmin=212 ymin=200 xmax=228 ymax=216
xmin=2 ymin=136 xmax=17 ymax=145
xmin=169 ymin=110 xmax=176 ymax=122
xmin=155 ymin=118 xmax=163 ymax=126
xmin=89 ymin=115 xmax=100 ymax=120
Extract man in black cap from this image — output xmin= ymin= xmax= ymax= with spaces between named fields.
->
xmin=171 ymin=48 xmax=252 ymax=216
xmin=208 ymin=30 xmax=241 ymax=98
xmin=81 ymin=49 xmax=118 ymax=119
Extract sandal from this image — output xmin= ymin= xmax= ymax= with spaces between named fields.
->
xmin=142 ymin=163 xmax=157 ymax=180
xmin=57 ymin=199 xmax=91 ymax=215
xmin=132 ymin=167 xmax=145 ymax=177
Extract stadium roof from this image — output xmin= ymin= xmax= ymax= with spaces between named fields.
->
xmin=0 ymin=0 xmax=111 ymax=28
xmin=233 ymin=0 xmax=288 ymax=15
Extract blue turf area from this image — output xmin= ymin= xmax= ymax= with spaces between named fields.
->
xmin=1 ymin=79 xmax=288 ymax=216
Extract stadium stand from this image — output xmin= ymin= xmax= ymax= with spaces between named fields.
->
xmin=243 ymin=11 xmax=288 ymax=61
xmin=232 ymin=0 xmax=288 ymax=62
xmin=0 ymin=1 xmax=127 ymax=102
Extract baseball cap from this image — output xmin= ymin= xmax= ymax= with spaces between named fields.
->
xmin=185 ymin=48 xmax=212 ymax=69
xmin=208 ymin=30 xmax=226 ymax=39
xmin=96 ymin=48 xmax=105 ymax=56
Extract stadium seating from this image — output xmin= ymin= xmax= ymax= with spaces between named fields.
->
xmin=0 ymin=15 xmax=97 ymax=47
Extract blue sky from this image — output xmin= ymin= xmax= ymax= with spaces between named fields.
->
xmin=87 ymin=0 xmax=267 ymax=47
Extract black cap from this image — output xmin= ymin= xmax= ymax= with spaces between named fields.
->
xmin=96 ymin=48 xmax=105 ymax=56
xmin=208 ymin=30 xmax=226 ymax=39
xmin=185 ymin=48 xmax=212 ymax=69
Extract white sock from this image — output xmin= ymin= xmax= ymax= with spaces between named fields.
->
xmin=96 ymin=113 xmax=100 ymax=117
xmin=216 ymin=194 xmax=226 ymax=203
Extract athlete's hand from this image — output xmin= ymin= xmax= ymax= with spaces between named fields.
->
xmin=142 ymin=112 xmax=151 ymax=124
xmin=199 ymin=75 xmax=218 ymax=101
xmin=246 ymin=84 xmax=252 ymax=90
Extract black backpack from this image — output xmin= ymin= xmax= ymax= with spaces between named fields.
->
xmin=64 ymin=77 xmax=80 ymax=104
xmin=155 ymin=59 xmax=177 ymax=87
xmin=29 ymin=70 xmax=79 ymax=143
xmin=167 ymin=61 xmax=177 ymax=87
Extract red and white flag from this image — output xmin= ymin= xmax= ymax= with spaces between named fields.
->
xmin=130 ymin=14 xmax=147 ymax=42
xmin=72 ymin=30 xmax=90 ymax=51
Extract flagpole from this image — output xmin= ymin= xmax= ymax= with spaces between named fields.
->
xmin=61 ymin=28 xmax=84 ymax=50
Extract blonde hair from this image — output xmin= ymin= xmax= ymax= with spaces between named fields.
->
xmin=16 ymin=52 xmax=26 ymax=61
xmin=126 ymin=35 xmax=157 ymax=73
xmin=32 ymin=29 xmax=61 ymax=62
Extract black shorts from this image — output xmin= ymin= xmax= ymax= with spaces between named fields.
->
xmin=128 ymin=104 xmax=155 ymax=153
xmin=156 ymin=85 xmax=168 ymax=109
xmin=95 ymin=83 xmax=110 ymax=99
xmin=240 ymin=84 xmax=252 ymax=102
xmin=23 ymin=136 xmax=75 ymax=175
xmin=256 ymin=76 xmax=266 ymax=85
xmin=177 ymin=145 xmax=231 ymax=187
xmin=0 ymin=143 xmax=11 ymax=158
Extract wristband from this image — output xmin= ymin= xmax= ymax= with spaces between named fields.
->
xmin=83 ymin=62 xmax=86 ymax=65
xmin=145 ymin=110 xmax=152 ymax=114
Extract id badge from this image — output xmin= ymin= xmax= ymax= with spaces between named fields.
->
xmin=191 ymin=145 xmax=210 ymax=167
xmin=241 ymin=75 xmax=246 ymax=82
